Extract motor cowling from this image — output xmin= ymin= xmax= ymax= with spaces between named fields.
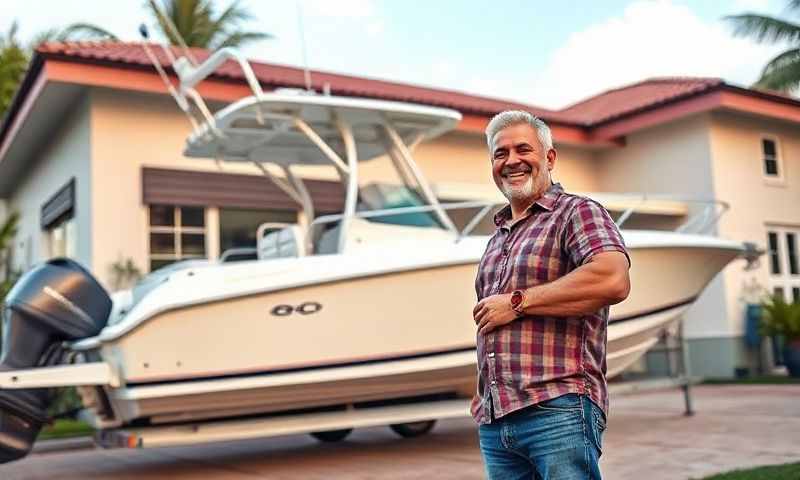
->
xmin=0 ymin=258 xmax=111 ymax=463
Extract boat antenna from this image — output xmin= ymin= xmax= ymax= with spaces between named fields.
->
xmin=138 ymin=25 xmax=183 ymax=107
xmin=147 ymin=0 xmax=199 ymax=66
xmin=296 ymin=0 xmax=313 ymax=92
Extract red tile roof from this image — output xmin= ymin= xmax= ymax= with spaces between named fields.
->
xmin=559 ymin=77 xmax=725 ymax=124
xmin=35 ymin=42 xmax=568 ymax=123
xmin=25 ymin=42 xmax=800 ymax=130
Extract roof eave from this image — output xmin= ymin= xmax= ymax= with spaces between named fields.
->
xmin=0 ymin=53 xmax=45 ymax=155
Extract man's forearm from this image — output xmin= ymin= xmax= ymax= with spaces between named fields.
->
xmin=519 ymin=253 xmax=630 ymax=317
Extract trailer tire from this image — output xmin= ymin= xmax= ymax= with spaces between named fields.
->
xmin=310 ymin=428 xmax=353 ymax=442
xmin=389 ymin=420 xmax=436 ymax=438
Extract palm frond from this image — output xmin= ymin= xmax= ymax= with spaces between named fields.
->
xmin=210 ymin=1 xmax=253 ymax=33
xmin=760 ymin=295 xmax=800 ymax=339
xmin=214 ymin=31 xmax=271 ymax=49
xmin=58 ymin=23 xmax=118 ymax=41
xmin=724 ymin=14 xmax=800 ymax=44
xmin=754 ymin=48 xmax=800 ymax=90
xmin=0 ymin=212 xmax=19 ymax=251
xmin=3 ymin=21 xmax=19 ymax=45
xmin=1 ymin=21 xmax=21 ymax=49
xmin=0 ymin=41 xmax=28 ymax=116
xmin=147 ymin=0 xmax=270 ymax=50
xmin=28 ymin=28 xmax=62 ymax=48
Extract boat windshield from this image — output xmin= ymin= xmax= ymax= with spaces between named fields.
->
xmin=360 ymin=184 xmax=442 ymax=228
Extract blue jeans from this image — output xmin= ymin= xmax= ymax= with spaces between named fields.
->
xmin=478 ymin=394 xmax=606 ymax=480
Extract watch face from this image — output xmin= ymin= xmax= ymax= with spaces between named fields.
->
xmin=511 ymin=290 xmax=523 ymax=307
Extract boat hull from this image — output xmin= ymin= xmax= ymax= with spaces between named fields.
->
xmin=84 ymin=238 xmax=741 ymax=425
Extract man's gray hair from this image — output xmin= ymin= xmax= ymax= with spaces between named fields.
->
xmin=485 ymin=110 xmax=553 ymax=151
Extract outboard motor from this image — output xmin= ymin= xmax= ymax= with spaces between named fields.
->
xmin=0 ymin=258 xmax=110 ymax=463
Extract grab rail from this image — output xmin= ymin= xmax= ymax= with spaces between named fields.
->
xmin=611 ymin=194 xmax=730 ymax=234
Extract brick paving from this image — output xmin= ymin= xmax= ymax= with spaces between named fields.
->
xmin=3 ymin=384 xmax=799 ymax=479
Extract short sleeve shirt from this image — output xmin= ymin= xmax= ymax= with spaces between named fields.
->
xmin=471 ymin=182 xmax=629 ymax=424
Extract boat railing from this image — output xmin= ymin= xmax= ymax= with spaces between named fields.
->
xmin=611 ymin=194 xmax=730 ymax=234
xmin=305 ymin=194 xmax=731 ymax=250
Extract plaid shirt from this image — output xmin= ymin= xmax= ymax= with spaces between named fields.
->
xmin=471 ymin=183 xmax=628 ymax=424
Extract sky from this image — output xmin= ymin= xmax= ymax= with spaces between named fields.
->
xmin=1 ymin=0 xmax=794 ymax=110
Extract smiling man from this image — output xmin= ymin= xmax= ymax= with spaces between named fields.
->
xmin=473 ymin=111 xmax=631 ymax=479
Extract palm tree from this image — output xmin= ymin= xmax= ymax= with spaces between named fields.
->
xmin=147 ymin=0 xmax=271 ymax=50
xmin=0 ymin=21 xmax=116 ymax=116
xmin=0 ymin=23 xmax=28 ymax=117
xmin=0 ymin=1 xmax=270 ymax=117
xmin=725 ymin=0 xmax=800 ymax=92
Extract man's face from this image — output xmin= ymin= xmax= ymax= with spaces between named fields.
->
xmin=490 ymin=123 xmax=555 ymax=204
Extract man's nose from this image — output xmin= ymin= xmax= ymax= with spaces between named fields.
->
xmin=506 ymin=152 xmax=522 ymax=165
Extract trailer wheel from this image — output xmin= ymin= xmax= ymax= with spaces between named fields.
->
xmin=390 ymin=420 xmax=436 ymax=438
xmin=310 ymin=428 xmax=353 ymax=442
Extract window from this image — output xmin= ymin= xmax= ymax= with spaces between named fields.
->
xmin=761 ymin=137 xmax=784 ymax=181
xmin=768 ymin=231 xmax=781 ymax=275
xmin=47 ymin=217 xmax=76 ymax=259
xmin=219 ymin=208 xmax=297 ymax=257
xmin=787 ymin=233 xmax=798 ymax=275
xmin=148 ymin=205 xmax=206 ymax=271
xmin=41 ymin=178 xmax=76 ymax=260
xmin=767 ymin=226 xmax=800 ymax=303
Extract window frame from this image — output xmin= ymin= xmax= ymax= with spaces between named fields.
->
xmin=147 ymin=205 xmax=208 ymax=271
xmin=767 ymin=225 xmax=800 ymax=304
xmin=760 ymin=135 xmax=785 ymax=185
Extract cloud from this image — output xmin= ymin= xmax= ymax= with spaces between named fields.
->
xmin=301 ymin=0 xmax=377 ymax=19
xmin=366 ymin=20 xmax=384 ymax=37
xmin=526 ymin=0 xmax=788 ymax=109
xmin=732 ymin=0 xmax=773 ymax=12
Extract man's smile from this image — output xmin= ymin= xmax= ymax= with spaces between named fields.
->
xmin=502 ymin=168 xmax=533 ymax=183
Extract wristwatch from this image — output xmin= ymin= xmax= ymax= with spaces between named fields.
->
xmin=510 ymin=290 xmax=526 ymax=317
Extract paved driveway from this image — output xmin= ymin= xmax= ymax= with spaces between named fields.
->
xmin=3 ymin=384 xmax=799 ymax=479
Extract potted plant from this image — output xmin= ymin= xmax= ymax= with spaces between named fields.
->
xmin=760 ymin=295 xmax=800 ymax=377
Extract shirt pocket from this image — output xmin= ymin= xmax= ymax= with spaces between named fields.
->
xmin=514 ymin=233 xmax=561 ymax=283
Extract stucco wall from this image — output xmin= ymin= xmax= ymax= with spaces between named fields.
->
xmin=89 ymin=88 xmax=246 ymax=287
xmin=709 ymin=111 xmax=800 ymax=337
xmin=596 ymin=114 xmax=715 ymax=197
xmin=359 ymin=131 xmax=603 ymax=194
xmin=595 ymin=113 xmax=734 ymax=340
xmin=8 ymin=94 xmax=92 ymax=272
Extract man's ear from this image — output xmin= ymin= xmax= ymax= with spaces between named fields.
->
xmin=546 ymin=148 xmax=557 ymax=170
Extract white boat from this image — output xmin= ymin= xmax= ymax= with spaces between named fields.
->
xmin=0 ymin=42 xmax=756 ymax=462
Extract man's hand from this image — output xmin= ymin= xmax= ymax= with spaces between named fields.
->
xmin=473 ymin=293 xmax=518 ymax=336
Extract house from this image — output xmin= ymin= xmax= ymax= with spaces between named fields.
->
xmin=1 ymin=42 xmax=799 ymax=378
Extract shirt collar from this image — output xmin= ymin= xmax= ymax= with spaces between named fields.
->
xmin=493 ymin=182 xmax=564 ymax=226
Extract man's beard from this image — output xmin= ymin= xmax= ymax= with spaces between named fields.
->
xmin=500 ymin=172 xmax=536 ymax=202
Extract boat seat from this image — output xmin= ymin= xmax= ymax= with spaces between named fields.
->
xmin=315 ymin=224 xmax=342 ymax=255
xmin=258 ymin=226 xmax=306 ymax=260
